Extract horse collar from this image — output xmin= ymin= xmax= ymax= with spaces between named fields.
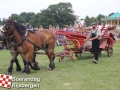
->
xmin=14 ymin=30 xmax=28 ymax=46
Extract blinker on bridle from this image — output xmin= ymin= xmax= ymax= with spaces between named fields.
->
xmin=4 ymin=22 xmax=13 ymax=32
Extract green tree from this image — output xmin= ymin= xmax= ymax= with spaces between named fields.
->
xmin=84 ymin=16 xmax=90 ymax=26
xmin=108 ymin=12 xmax=115 ymax=17
xmin=47 ymin=2 xmax=75 ymax=27
xmin=90 ymin=17 xmax=99 ymax=24
xmin=97 ymin=14 xmax=105 ymax=25
xmin=20 ymin=12 xmax=35 ymax=23
xmin=10 ymin=14 xmax=25 ymax=23
xmin=85 ymin=16 xmax=101 ymax=26
xmin=30 ymin=2 xmax=75 ymax=28
xmin=1 ymin=18 xmax=7 ymax=24
xmin=29 ymin=13 xmax=45 ymax=28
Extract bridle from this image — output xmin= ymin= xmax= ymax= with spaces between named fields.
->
xmin=2 ymin=21 xmax=28 ymax=47
xmin=1 ymin=22 xmax=15 ymax=49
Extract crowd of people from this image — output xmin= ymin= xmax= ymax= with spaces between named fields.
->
xmin=27 ymin=23 xmax=86 ymax=33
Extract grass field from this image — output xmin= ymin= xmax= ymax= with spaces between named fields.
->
xmin=0 ymin=42 xmax=120 ymax=90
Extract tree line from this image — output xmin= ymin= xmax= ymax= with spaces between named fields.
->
xmin=0 ymin=2 xmax=115 ymax=28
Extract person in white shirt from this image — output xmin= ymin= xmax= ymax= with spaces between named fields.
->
xmin=85 ymin=22 xmax=101 ymax=63
xmin=39 ymin=25 xmax=43 ymax=30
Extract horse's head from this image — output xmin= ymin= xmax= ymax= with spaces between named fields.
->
xmin=2 ymin=18 xmax=13 ymax=35
xmin=2 ymin=19 xmax=14 ymax=49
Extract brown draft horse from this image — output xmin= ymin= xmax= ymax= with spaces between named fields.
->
xmin=2 ymin=19 xmax=56 ymax=74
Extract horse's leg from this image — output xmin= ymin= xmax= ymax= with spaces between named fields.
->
xmin=15 ymin=58 xmax=21 ymax=71
xmin=47 ymin=38 xmax=56 ymax=70
xmin=32 ymin=53 xmax=40 ymax=70
xmin=45 ymin=50 xmax=51 ymax=69
xmin=27 ymin=53 xmax=35 ymax=69
xmin=27 ymin=51 xmax=40 ymax=71
xmin=45 ymin=49 xmax=55 ymax=70
xmin=49 ymin=51 xmax=55 ymax=70
xmin=7 ymin=52 xmax=20 ymax=74
xmin=32 ymin=53 xmax=36 ymax=62
xmin=10 ymin=50 xmax=21 ymax=71
xmin=20 ymin=54 xmax=30 ymax=74
xmin=45 ymin=50 xmax=50 ymax=59
xmin=28 ymin=53 xmax=40 ymax=70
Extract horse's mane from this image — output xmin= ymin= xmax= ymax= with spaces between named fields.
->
xmin=13 ymin=21 xmax=26 ymax=36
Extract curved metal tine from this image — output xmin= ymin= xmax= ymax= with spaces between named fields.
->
xmin=82 ymin=41 xmax=87 ymax=52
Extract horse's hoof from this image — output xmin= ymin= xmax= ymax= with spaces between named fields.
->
xmin=16 ymin=66 xmax=21 ymax=72
xmin=16 ymin=70 xmax=21 ymax=72
xmin=22 ymin=72 xmax=28 ymax=75
xmin=22 ymin=71 xmax=30 ymax=74
xmin=33 ymin=62 xmax=40 ymax=70
xmin=6 ymin=72 xmax=12 ymax=75
xmin=16 ymin=69 xmax=21 ymax=72
xmin=36 ymin=67 xmax=40 ymax=70
xmin=47 ymin=67 xmax=52 ymax=71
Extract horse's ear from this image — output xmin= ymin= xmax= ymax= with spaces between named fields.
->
xmin=8 ymin=17 xmax=13 ymax=23
xmin=8 ymin=17 xmax=11 ymax=20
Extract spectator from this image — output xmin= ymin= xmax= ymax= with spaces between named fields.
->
xmin=69 ymin=25 xmax=75 ymax=32
xmin=56 ymin=25 xmax=59 ymax=30
xmin=118 ymin=32 xmax=120 ymax=38
xmin=26 ymin=24 xmax=33 ymax=31
xmin=64 ymin=25 xmax=69 ymax=32
xmin=39 ymin=25 xmax=43 ymax=30
xmin=28 ymin=25 xmax=33 ymax=31
xmin=52 ymin=26 xmax=56 ymax=34
xmin=34 ymin=27 xmax=39 ymax=31
xmin=49 ymin=25 xmax=53 ymax=30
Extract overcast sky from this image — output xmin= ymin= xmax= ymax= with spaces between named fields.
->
xmin=0 ymin=0 xmax=120 ymax=19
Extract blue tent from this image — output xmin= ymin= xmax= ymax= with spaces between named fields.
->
xmin=107 ymin=12 xmax=120 ymax=20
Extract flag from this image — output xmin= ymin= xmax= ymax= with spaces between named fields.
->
xmin=0 ymin=74 xmax=12 ymax=88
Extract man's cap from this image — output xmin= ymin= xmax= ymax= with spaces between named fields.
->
xmin=92 ymin=22 xmax=97 ymax=25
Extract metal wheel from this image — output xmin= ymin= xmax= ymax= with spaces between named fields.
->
xmin=58 ymin=56 xmax=64 ymax=62
xmin=72 ymin=54 xmax=77 ymax=62
xmin=67 ymin=39 xmax=80 ymax=52
xmin=107 ymin=47 xmax=113 ymax=57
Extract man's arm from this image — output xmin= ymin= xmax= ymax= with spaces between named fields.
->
xmin=89 ymin=35 xmax=99 ymax=41
xmin=84 ymin=36 xmax=91 ymax=41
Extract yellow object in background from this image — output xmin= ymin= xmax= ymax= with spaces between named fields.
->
xmin=116 ymin=39 xmax=120 ymax=43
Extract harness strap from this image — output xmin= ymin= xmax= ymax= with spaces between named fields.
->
xmin=14 ymin=30 xmax=28 ymax=46
xmin=37 ymin=32 xmax=46 ymax=50
xmin=90 ymin=29 xmax=98 ymax=36
xmin=26 ymin=33 xmax=46 ymax=50
xmin=26 ymin=39 xmax=42 ymax=50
